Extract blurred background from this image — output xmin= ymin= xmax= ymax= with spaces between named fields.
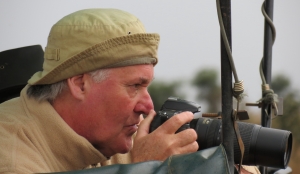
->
xmin=1 ymin=0 xmax=299 ymax=173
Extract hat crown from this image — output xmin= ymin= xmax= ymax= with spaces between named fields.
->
xmin=55 ymin=8 xmax=145 ymax=30
xmin=28 ymin=8 xmax=159 ymax=85
xmin=46 ymin=8 xmax=146 ymax=61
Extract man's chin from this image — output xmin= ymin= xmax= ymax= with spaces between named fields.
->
xmin=96 ymin=135 xmax=134 ymax=156
xmin=118 ymin=137 xmax=133 ymax=154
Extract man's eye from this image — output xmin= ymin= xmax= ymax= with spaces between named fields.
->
xmin=133 ymin=84 xmax=140 ymax=88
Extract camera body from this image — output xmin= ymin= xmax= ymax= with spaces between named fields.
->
xmin=149 ymin=97 xmax=201 ymax=133
xmin=149 ymin=97 xmax=292 ymax=169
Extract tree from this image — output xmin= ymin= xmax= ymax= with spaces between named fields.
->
xmin=191 ymin=68 xmax=221 ymax=112
xmin=148 ymin=80 xmax=185 ymax=112
xmin=271 ymin=74 xmax=291 ymax=96
xmin=271 ymin=74 xmax=300 ymax=143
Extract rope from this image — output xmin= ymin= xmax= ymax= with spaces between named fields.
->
xmin=216 ymin=0 xmax=244 ymax=100
xmin=259 ymin=1 xmax=279 ymax=116
xmin=258 ymin=84 xmax=279 ymax=116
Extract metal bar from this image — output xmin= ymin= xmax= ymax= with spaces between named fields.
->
xmin=260 ymin=1 xmax=274 ymax=173
xmin=261 ymin=0 xmax=274 ymax=128
xmin=220 ymin=0 xmax=235 ymax=173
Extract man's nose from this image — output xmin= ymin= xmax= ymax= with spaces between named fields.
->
xmin=134 ymin=90 xmax=154 ymax=115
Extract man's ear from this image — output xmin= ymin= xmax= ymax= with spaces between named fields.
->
xmin=67 ymin=74 xmax=88 ymax=100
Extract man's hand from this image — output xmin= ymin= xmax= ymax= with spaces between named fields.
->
xmin=131 ymin=110 xmax=198 ymax=163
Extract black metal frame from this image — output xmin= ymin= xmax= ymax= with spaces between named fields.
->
xmin=219 ymin=1 xmax=275 ymax=174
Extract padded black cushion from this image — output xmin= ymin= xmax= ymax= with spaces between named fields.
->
xmin=0 ymin=45 xmax=44 ymax=103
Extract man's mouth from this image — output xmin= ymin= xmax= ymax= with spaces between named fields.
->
xmin=125 ymin=124 xmax=139 ymax=135
xmin=126 ymin=124 xmax=138 ymax=128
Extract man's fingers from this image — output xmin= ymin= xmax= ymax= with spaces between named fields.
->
xmin=166 ymin=129 xmax=198 ymax=155
xmin=135 ymin=110 xmax=156 ymax=139
xmin=175 ymin=128 xmax=198 ymax=147
xmin=138 ymin=114 xmax=144 ymax=125
xmin=158 ymin=112 xmax=194 ymax=134
xmin=180 ymin=141 xmax=199 ymax=154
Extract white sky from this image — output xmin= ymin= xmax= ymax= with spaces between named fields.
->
xmin=1 ymin=1 xmax=299 ymax=112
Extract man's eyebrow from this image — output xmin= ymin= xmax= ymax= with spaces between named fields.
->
xmin=139 ymin=77 xmax=154 ymax=84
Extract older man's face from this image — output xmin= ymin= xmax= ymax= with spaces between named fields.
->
xmin=79 ymin=64 xmax=154 ymax=156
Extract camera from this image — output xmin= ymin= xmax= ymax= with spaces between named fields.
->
xmin=150 ymin=97 xmax=292 ymax=169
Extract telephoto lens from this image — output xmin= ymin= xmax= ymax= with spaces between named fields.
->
xmin=149 ymin=97 xmax=293 ymax=169
xmin=190 ymin=118 xmax=292 ymax=169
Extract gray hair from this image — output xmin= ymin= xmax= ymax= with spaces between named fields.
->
xmin=27 ymin=69 xmax=111 ymax=103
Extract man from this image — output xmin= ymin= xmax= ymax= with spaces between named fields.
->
xmin=0 ymin=8 xmax=198 ymax=173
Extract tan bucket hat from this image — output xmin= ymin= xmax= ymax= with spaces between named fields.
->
xmin=28 ymin=8 xmax=160 ymax=85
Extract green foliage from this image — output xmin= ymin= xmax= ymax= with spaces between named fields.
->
xmin=191 ymin=68 xmax=221 ymax=112
xmin=148 ymin=80 xmax=185 ymax=112
xmin=271 ymin=74 xmax=300 ymax=143
xmin=272 ymin=91 xmax=300 ymax=142
xmin=192 ymin=69 xmax=218 ymax=88
xmin=271 ymin=74 xmax=291 ymax=94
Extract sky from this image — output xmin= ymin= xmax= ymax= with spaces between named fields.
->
xmin=1 ymin=0 xmax=299 ymax=113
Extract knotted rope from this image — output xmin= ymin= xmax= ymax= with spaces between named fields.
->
xmin=259 ymin=1 xmax=279 ymax=116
